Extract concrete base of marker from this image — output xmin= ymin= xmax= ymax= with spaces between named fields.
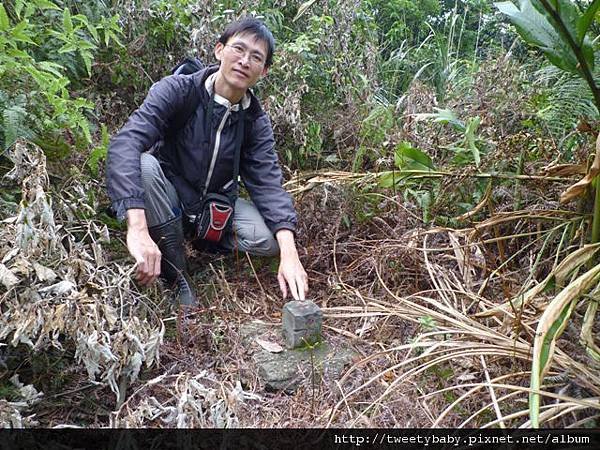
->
xmin=240 ymin=320 xmax=355 ymax=393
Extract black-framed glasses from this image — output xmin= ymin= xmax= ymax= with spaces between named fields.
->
xmin=226 ymin=44 xmax=265 ymax=67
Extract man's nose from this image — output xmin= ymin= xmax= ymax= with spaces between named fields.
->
xmin=239 ymin=52 xmax=251 ymax=66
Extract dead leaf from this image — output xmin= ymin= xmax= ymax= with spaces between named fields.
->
xmin=457 ymin=373 xmax=478 ymax=382
xmin=38 ymin=280 xmax=76 ymax=296
xmin=1 ymin=248 xmax=19 ymax=264
xmin=0 ymin=263 xmax=19 ymax=289
xmin=1 ymin=216 xmax=17 ymax=224
xmin=541 ymin=163 xmax=587 ymax=177
xmin=448 ymin=231 xmax=477 ymax=288
xmin=11 ymin=256 xmax=31 ymax=277
xmin=293 ymin=0 xmax=319 ymax=22
xmin=33 ymin=262 xmax=57 ymax=283
xmin=102 ymin=304 xmax=118 ymax=328
xmin=255 ymin=337 xmax=283 ymax=353
xmin=561 ymin=133 xmax=600 ymax=203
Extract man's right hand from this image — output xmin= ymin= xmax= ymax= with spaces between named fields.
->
xmin=126 ymin=209 xmax=161 ymax=286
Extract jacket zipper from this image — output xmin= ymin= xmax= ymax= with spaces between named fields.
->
xmin=203 ymin=106 xmax=231 ymax=197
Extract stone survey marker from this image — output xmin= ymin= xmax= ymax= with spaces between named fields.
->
xmin=282 ymin=300 xmax=323 ymax=349
xmin=240 ymin=300 xmax=354 ymax=392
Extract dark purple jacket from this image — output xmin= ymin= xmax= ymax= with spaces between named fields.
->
xmin=106 ymin=65 xmax=296 ymax=234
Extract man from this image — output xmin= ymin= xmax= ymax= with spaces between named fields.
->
xmin=106 ymin=18 xmax=308 ymax=306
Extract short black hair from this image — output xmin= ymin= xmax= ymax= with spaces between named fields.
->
xmin=218 ymin=17 xmax=275 ymax=67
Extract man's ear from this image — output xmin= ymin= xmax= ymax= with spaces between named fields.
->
xmin=214 ymin=42 xmax=225 ymax=62
xmin=261 ymin=65 xmax=269 ymax=77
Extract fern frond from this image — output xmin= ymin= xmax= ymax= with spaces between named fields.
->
xmin=1 ymin=103 xmax=36 ymax=151
xmin=532 ymin=60 xmax=600 ymax=140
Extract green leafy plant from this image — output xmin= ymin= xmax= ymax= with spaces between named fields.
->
xmin=395 ymin=140 xmax=436 ymax=172
xmin=496 ymin=0 xmax=599 ymax=85
xmin=378 ymin=141 xmax=438 ymax=222
xmin=353 ymin=105 xmax=395 ymax=171
xmin=260 ymin=0 xmax=377 ymax=171
xmin=52 ymin=9 xmax=97 ymax=76
xmin=378 ymin=141 xmax=436 ymax=189
xmin=87 ymin=123 xmax=109 ymax=177
xmin=414 ymin=108 xmax=485 ymax=167
xmin=0 ymin=0 xmax=120 ymax=154
xmin=418 ymin=315 xmax=438 ymax=331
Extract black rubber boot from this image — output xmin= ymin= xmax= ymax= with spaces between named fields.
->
xmin=148 ymin=216 xmax=198 ymax=307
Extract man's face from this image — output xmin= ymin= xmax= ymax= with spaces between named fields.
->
xmin=214 ymin=33 xmax=269 ymax=94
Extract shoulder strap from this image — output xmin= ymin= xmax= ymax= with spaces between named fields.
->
xmin=172 ymin=57 xmax=204 ymax=75
xmin=231 ymin=109 xmax=245 ymax=199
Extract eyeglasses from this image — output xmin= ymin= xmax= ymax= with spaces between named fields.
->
xmin=226 ymin=44 xmax=266 ymax=67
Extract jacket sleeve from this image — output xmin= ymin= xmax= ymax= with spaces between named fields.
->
xmin=241 ymin=114 xmax=297 ymax=234
xmin=106 ymin=75 xmax=192 ymax=220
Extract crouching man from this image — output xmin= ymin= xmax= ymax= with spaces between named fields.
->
xmin=106 ymin=18 xmax=308 ymax=306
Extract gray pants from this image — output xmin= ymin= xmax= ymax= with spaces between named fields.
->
xmin=140 ymin=152 xmax=279 ymax=256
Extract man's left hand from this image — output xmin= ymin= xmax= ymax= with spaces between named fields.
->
xmin=276 ymin=229 xmax=309 ymax=300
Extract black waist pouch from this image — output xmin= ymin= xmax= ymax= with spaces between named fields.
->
xmin=192 ymin=193 xmax=234 ymax=243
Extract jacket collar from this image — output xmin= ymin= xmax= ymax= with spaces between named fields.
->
xmin=194 ymin=65 xmax=263 ymax=118
xmin=204 ymin=72 xmax=251 ymax=111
